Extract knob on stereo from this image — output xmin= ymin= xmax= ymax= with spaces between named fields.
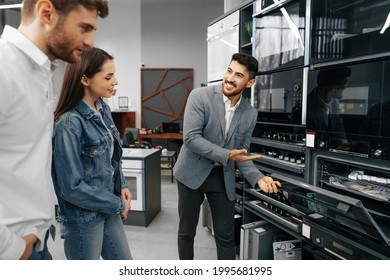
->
xmin=293 ymin=83 xmax=301 ymax=91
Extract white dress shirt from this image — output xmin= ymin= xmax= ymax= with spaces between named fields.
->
xmin=223 ymin=93 xmax=241 ymax=139
xmin=0 ymin=26 xmax=57 ymax=259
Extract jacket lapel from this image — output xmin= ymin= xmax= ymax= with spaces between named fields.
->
xmin=214 ymin=85 xmax=226 ymax=138
xmin=225 ymin=104 xmax=242 ymax=144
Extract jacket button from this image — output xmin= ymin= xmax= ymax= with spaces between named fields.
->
xmin=93 ymin=149 xmax=98 ymax=156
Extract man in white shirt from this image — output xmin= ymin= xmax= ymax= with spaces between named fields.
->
xmin=0 ymin=0 xmax=109 ymax=260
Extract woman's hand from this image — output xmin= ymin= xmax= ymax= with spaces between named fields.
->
xmin=120 ymin=188 xmax=132 ymax=220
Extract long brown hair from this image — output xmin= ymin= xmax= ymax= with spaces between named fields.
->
xmin=54 ymin=47 xmax=114 ymax=122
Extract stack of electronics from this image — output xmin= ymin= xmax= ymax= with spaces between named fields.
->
xmin=247 ymin=190 xmax=303 ymax=234
xmin=245 ymin=173 xmax=390 ymax=259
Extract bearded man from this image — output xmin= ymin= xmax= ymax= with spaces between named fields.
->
xmin=173 ymin=53 xmax=282 ymax=260
xmin=0 ymin=0 xmax=109 ymax=260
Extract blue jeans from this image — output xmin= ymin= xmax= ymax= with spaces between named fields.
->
xmin=62 ymin=213 xmax=132 ymax=260
xmin=28 ymin=230 xmax=53 ymax=260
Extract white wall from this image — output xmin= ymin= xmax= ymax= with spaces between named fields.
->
xmin=94 ymin=0 xmax=141 ymax=123
xmin=140 ymin=0 xmax=224 ymax=89
xmin=83 ymin=0 xmax=223 ymax=128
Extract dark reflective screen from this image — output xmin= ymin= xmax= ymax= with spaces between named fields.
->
xmin=311 ymin=0 xmax=390 ymax=64
xmin=254 ymin=68 xmax=304 ymax=124
xmin=307 ymin=60 xmax=390 ymax=159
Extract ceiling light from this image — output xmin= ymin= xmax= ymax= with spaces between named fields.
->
xmin=0 ymin=4 xmax=22 ymax=10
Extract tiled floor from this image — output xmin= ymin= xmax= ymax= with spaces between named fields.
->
xmin=47 ymin=171 xmax=217 ymax=260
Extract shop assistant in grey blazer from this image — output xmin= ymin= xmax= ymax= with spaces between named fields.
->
xmin=173 ymin=53 xmax=281 ymax=260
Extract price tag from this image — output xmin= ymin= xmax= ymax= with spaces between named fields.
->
xmin=306 ymin=131 xmax=315 ymax=148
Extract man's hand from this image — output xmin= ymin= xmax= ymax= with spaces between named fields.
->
xmin=20 ymin=234 xmax=37 ymax=260
xmin=229 ymin=149 xmax=261 ymax=162
xmin=121 ymin=188 xmax=132 ymax=220
xmin=257 ymin=176 xmax=282 ymax=193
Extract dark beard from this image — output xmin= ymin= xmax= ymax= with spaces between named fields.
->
xmin=222 ymin=82 xmax=244 ymax=98
xmin=47 ymin=37 xmax=78 ymax=63
xmin=46 ymin=20 xmax=79 ymax=63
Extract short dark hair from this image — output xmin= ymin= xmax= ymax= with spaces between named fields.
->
xmin=21 ymin=0 xmax=109 ymax=21
xmin=231 ymin=53 xmax=258 ymax=79
xmin=317 ymin=67 xmax=351 ymax=88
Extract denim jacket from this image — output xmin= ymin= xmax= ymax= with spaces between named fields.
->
xmin=52 ymin=98 xmax=127 ymax=226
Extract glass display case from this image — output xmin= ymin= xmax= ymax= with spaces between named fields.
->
xmin=254 ymin=67 xmax=306 ymax=125
xmin=310 ymin=0 xmax=390 ymax=65
xmin=306 ymin=59 xmax=390 ymax=160
xmin=254 ymin=0 xmax=306 ymax=72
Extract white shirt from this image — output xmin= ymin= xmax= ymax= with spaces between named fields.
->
xmin=0 ymin=26 xmax=57 ymax=259
xmin=85 ymin=99 xmax=115 ymax=158
xmin=223 ymin=94 xmax=241 ymax=139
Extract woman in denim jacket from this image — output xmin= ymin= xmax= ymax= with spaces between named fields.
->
xmin=52 ymin=48 xmax=132 ymax=260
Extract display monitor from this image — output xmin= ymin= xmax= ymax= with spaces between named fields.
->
xmin=162 ymin=122 xmax=180 ymax=133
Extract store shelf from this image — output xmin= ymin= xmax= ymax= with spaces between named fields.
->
xmin=251 ymin=137 xmax=306 ymax=153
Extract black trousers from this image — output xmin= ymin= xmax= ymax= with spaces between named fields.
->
xmin=177 ymin=166 xmax=236 ymax=260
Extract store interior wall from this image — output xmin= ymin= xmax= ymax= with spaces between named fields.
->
xmin=1 ymin=0 xmax=225 ymax=129
xmin=96 ymin=0 xmax=224 ymax=128
xmin=139 ymin=0 xmax=223 ymax=128
xmin=94 ymin=0 xmax=142 ymax=117
xmin=92 ymin=0 xmax=225 ymax=128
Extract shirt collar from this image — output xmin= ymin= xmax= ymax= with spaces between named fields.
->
xmin=96 ymin=100 xmax=104 ymax=112
xmin=77 ymin=98 xmax=107 ymax=119
xmin=2 ymin=25 xmax=58 ymax=72
xmin=76 ymin=100 xmax=96 ymax=119
xmin=222 ymin=93 xmax=242 ymax=111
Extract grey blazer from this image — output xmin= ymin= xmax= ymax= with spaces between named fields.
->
xmin=173 ymin=83 xmax=264 ymax=201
